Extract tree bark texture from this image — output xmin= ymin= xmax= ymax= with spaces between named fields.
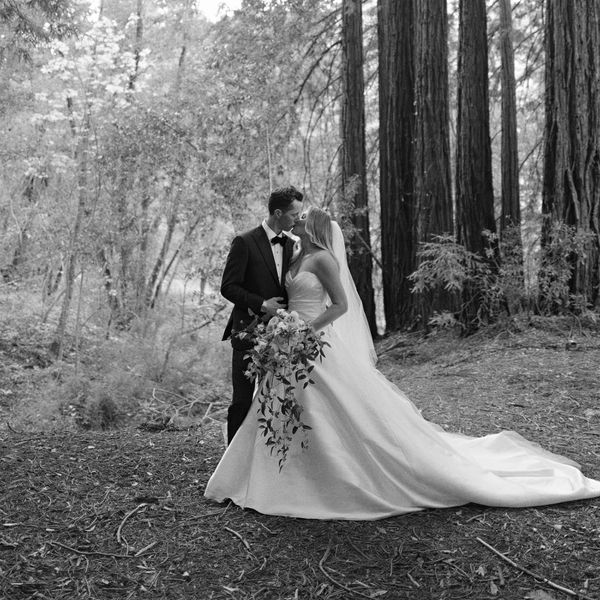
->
xmin=128 ymin=0 xmax=144 ymax=90
xmin=499 ymin=0 xmax=522 ymax=234
xmin=414 ymin=0 xmax=452 ymax=243
xmin=456 ymin=0 xmax=496 ymax=329
xmin=377 ymin=0 xmax=415 ymax=331
xmin=542 ymin=0 xmax=600 ymax=307
xmin=456 ymin=0 xmax=496 ymax=253
xmin=145 ymin=189 xmax=180 ymax=309
xmin=51 ymin=109 xmax=90 ymax=358
xmin=340 ymin=0 xmax=377 ymax=335
xmin=413 ymin=0 xmax=455 ymax=325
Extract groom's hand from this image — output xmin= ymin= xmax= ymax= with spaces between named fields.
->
xmin=261 ymin=297 xmax=286 ymax=316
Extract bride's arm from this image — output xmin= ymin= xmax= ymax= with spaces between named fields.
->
xmin=309 ymin=253 xmax=348 ymax=331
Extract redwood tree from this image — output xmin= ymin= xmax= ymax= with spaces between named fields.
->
xmin=455 ymin=0 xmax=496 ymax=327
xmin=542 ymin=0 xmax=600 ymax=308
xmin=499 ymin=0 xmax=521 ymax=235
xmin=340 ymin=0 xmax=376 ymax=335
xmin=413 ymin=0 xmax=454 ymax=324
xmin=377 ymin=0 xmax=415 ymax=331
xmin=498 ymin=0 xmax=524 ymax=311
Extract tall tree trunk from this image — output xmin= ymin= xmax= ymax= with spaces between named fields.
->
xmin=499 ymin=0 xmax=524 ymax=313
xmin=128 ymin=0 xmax=144 ymax=90
xmin=456 ymin=0 xmax=496 ymax=329
xmin=173 ymin=0 xmax=193 ymax=97
xmin=150 ymin=212 xmax=204 ymax=308
xmin=98 ymin=247 xmax=121 ymax=317
xmin=134 ymin=190 xmax=151 ymax=315
xmin=377 ymin=0 xmax=415 ymax=332
xmin=113 ymin=168 xmax=134 ymax=328
xmin=499 ymin=0 xmax=522 ymax=235
xmin=50 ymin=106 xmax=89 ymax=358
xmin=6 ymin=175 xmax=46 ymax=278
xmin=542 ymin=0 xmax=600 ymax=309
xmin=413 ymin=0 xmax=454 ymax=326
xmin=145 ymin=192 xmax=181 ymax=308
xmin=340 ymin=0 xmax=376 ymax=335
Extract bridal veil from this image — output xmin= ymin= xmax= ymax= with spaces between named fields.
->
xmin=330 ymin=220 xmax=377 ymax=367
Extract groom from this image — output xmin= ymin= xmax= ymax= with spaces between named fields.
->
xmin=221 ymin=186 xmax=304 ymax=443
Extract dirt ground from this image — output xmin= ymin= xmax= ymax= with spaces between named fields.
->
xmin=1 ymin=317 xmax=600 ymax=599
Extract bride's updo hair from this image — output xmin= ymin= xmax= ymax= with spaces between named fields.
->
xmin=305 ymin=206 xmax=335 ymax=255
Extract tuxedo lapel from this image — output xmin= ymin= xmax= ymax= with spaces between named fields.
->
xmin=251 ymin=227 xmax=280 ymax=286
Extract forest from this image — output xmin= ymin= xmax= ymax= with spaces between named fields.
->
xmin=1 ymin=0 xmax=599 ymax=375
xmin=1 ymin=1 xmax=600 ymax=599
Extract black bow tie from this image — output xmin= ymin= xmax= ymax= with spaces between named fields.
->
xmin=271 ymin=235 xmax=286 ymax=247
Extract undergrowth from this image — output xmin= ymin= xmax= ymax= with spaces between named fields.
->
xmin=0 ymin=290 xmax=230 ymax=433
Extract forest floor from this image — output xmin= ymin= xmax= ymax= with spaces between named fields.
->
xmin=1 ymin=316 xmax=600 ymax=600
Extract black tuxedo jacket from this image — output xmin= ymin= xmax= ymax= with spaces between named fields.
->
xmin=221 ymin=226 xmax=295 ymax=350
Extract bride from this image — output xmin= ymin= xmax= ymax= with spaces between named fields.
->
xmin=204 ymin=207 xmax=600 ymax=520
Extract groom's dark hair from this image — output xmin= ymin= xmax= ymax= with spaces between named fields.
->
xmin=268 ymin=186 xmax=303 ymax=214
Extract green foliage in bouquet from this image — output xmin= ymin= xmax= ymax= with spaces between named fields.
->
xmin=239 ymin=310 xmax=329 ymax=470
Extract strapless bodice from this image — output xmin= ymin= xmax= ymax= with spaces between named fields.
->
xmin=286 ymin=271 xmax=327 ymax=322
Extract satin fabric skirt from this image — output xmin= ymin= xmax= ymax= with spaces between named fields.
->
xmin=204 ymin=327 xmax=600 ymax=520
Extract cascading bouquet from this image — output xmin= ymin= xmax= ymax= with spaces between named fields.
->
xmin=238 ymin=309 xmax=329 ymax=470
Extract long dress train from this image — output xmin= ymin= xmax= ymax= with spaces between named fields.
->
xmin=204 ymin=271 xmax=600 ymax=520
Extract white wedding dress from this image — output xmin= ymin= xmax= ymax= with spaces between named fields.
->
xmin=204 ymin=270 xmax=600 ymax=520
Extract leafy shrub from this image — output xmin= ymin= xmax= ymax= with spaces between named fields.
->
xmin=409 ymin=223 xmax=598 ymax=331
xmin=427 ymin=311 xmax=460 ymax=329
xmin=409 ymin=235 xmax=483 ymax=297
xmin=536 ymin=221 xmax=595 ymax=314
xmin=408 ymin=234 xmax=499 ymax=329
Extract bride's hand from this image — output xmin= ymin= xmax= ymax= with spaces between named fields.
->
xmin=262 ymin=296 xmax=286 ymax=315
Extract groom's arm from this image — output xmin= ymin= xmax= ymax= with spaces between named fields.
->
xmin=221 ymin=235 xmax=264 ymax=315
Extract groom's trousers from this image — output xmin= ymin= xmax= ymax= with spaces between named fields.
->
xmin=228 ymin=348 xmax=254 ymax=444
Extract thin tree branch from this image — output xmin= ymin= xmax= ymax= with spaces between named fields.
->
xmin=318 ymin=539 xmax=373 ymax=599
xmin=476 ymin=537 xmax=596 ymax=600
xmin=294 ymin=40 xmax=341 ymax=104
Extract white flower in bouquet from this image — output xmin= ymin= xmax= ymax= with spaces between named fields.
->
xmin=241 ymin=309 xmax=329 ymax=470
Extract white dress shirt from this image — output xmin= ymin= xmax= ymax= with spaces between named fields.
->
xmin=262 ymin=220 xmax=286 ymax=282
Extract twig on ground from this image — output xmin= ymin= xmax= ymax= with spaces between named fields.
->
xmin=476 ymin=537 xmax=594 ymax=599
xmin=466 ymin=513 xmax=488 ymax=523
xmin=256 ymin=521 xmax=277 ymax=535
xmin=201 ymin=402 xmax=214 ymax=424
xmin=224 ymin=526 xmax=259 ymax=562
xmin=318 ymin=539 xmax=373 ymax=599
xmin=153 ymin=387 xmax=204 ymax=405
xmin=188 ymin=510 xmax=226 ymax=520
xmin=407 ymin=572 xmax=421 ymax=588
xmin=48 ymin=540 xmax=132 ymax=559
xmin=224 ymin=526 xmax=252 ymax=552
xmin=93 ymin=487 xmax=113 ymax=512
xmin=442 ymin=559 xmax=473 ymax=581
xmin=5 ymin=421 xmax=21 ymax=434
xmin=187 ymin=398 xmax=209 ymax=416
xmin=552 ymin=409 xmax=591 ymax=422
xmin=346 ymin=537 xmax=371 ymax=561
xmin=116 ymin=503 xmax=148 ymax=552
xmin=216 ymin=500 xmax=232 ymax=521
xmin=134 ymin=541 xmax=158 ymax=557
xmin=205 ymin=411 xmax=228 ymax=424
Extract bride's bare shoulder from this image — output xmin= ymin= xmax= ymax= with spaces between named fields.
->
xmin=311 ymin=251 xmax=338 ymax=275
